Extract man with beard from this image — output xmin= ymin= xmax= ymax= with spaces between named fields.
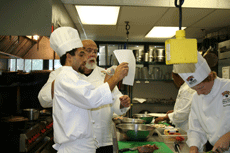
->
xmin=38 ymin=38 xmax=130 ymax=153
xmin=46 ymin=27 xmax=129 ymax=153
xmin=82 ymin=39 xmax=130 ymax=153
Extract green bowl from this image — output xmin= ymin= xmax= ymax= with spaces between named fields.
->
xmin=116 ymin=124 xmax=155 ymax=141
xmin=126 ymin=130 xmax=150 ymax=141
xmin=133 ymin=114 xmax=154 ymax=124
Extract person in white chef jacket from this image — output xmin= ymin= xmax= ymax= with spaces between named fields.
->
xmin=154 ymin=72 xmax=195 ymax=132
xmin=81 ymin=39 xmax=130 ymax=153
xmin=47 ymin=27 xmax=129 ymax=153
xmin=38 ymin=38 xmax=130 ymax=153
xmin=177 ymin=51 xmax=230 ymax=153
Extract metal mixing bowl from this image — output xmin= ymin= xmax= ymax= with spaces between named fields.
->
xmin=133 ymin=114 xmax=154 ymax=124
xmin=121 ymin=118 xmax=146 ymax=124
xmin=116 ymin=124 xmax=155 ymax=141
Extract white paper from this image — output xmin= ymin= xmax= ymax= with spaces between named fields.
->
xmin=133 ymin=98 xmax=147 ymax=103
xmin=113 ymin=49 xmax=136 ymax=86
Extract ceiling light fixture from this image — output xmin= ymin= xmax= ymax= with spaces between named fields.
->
xmin=145 ymin=26 xmax=186 ymax=38
xmin=26 ymin=35 xmax=40 ymax=41
xmin=75 ymin=6 xmax=120 ymax=25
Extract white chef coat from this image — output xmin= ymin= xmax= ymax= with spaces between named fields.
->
xmin=38 ymin=66 xmax=129 ymax=148
xmin=168 ymin=83 xmax=195 ymax=132
xmin=52 ymin=66 xmax=113 ymax=153
xmin=38 ymin=67 xmax=63 ymax=108
xmin=88 ymin=66 xmax=129 ymax=147
xmin=187 ymin=77 xmax=230 ymax=153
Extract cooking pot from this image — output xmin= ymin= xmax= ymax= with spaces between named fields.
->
xmin=154 ymin=49 xmax=165 ymax=62
xmin=23 ymin=108 xmax=40 ymax=120
xmin=148 ymin=49 xmax=154 ymax=62
xmin=135 ymin=49 xmax=144 ymax=62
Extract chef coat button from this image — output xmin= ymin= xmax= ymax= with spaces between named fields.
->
xmin=112 ymin=98 xmax=115 ymax=100
xmin=91 ymin=120 xmax=95 ymax=124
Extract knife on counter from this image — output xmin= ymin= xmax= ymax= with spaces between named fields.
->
xmin=119 ymin=147 xmax=138 ymax=152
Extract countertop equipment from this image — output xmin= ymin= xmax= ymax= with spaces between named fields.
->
xmin=2 ymin=114 xmax=54 ymax=152
xmin=19 ymin=116 xmax=53 ymax=152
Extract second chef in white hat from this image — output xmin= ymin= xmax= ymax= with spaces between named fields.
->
xmin=178 ymin=52 xmax=230 ymax=153
xmin=49 ymin=27 xmax=129 ymax=153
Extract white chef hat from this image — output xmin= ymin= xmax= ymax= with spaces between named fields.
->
xmin=178 ymin=52 xmax=211 ymax=87
xmin=50 ymin=27 xmax=83 ymax=57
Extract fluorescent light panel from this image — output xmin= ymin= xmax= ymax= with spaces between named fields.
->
xmin=146 ymin=26 xmax=186 ymax=38
xmin=75 ymin=6 xmax=120 ymax=25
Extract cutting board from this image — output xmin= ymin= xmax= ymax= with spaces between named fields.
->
xmin=118 ymin=141 xmax=173 ymax=153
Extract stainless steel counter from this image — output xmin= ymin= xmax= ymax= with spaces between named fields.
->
xmin=112 ymin=123 xmax=190 ymax=153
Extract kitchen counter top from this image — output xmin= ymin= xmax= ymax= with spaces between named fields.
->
xmin=112 ymin=123 xmax=190 ymax=153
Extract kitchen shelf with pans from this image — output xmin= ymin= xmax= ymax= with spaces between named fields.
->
xmin=134 ymin=79 xmax=173 ymax=84
xmin=136 ymin=61 xmax=166 ymax=65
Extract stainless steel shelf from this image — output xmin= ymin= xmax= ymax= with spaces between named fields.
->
xmin=136 ymin=62 xmax=166 ymax=65
xmin=134 ymin=79 xmax=173 ymax=82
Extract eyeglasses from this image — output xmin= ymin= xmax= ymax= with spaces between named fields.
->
xmin=85 ymin=48 xmax=98 ymax=54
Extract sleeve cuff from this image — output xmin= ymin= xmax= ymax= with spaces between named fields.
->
xmin=120 ymin=107 xmax=130 ymax=114
xmin=168 ymin=112 xmax=174 ymax=123
xmin=38 ymin=84 xmax=53 ymax=108
xmin=186 ymin=138 xmax=204 ymax=151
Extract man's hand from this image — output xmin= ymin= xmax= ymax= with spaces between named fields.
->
xmin=212 ymin=132 xmax=230 ymax=153
xmin=154 ymin=115 xmax=169 ymax=123
xmin=166 ymin=110 xmax=173 ymax=114
xmin=104 ymin=73 xmax=112 ymax=83
xmin=120 ymin=95 xmax=130 ymax=108
xmin=154 ymin=117 xmax=165 ymax=124
xmin=189 ymin=146 xmax=199 ymax=153
xmin=113 ymin=62 xmax=129 ymax=82
xmin=105 ymin=62 xmax=128 ymax=91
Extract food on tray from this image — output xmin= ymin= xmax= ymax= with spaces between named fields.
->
xmin=137 ymin=144 xmax=159 ymax=153
xmin=152 ymin=124 xmax=166 ymax=128
xmin=164 ymin=128 xmax=180 ymax=135
xmin=176 ymin=136 xmax=185 ymax=142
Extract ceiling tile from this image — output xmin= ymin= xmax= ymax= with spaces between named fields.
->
xmin=156 ymin=8 xmax=215 ymax=27
xmin=117 ymin=6 xmax=169 ymax=26
xmin=64 ymin=3 xmax=230 ymax=42
xmin=191 ymin=9 xmax=230 ymax=28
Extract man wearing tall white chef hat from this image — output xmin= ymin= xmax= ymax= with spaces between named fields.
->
xmin=48 ymin=27 xmax=129 ymax=153
xmin=178 ymin=52 xmax=230 ymax=153
xmin=38 ymin=32 xmax=130 ymax=152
